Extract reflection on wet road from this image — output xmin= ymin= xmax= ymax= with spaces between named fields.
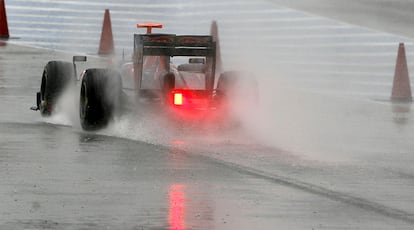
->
xmin=1 ymin=122 xmax=413 ymax=229
xmin=169 ymin=184 xmax=185 ymax=230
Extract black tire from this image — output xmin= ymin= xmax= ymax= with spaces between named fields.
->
xmin=79 ymin=68 xmax=122 ymax=131
xmin=39 ymin=61 xmax=75 ymax=116
xmin=217 ymin=71 xmax=259 ymax=104
xmin=217 ymin=71 xmax=240 ymax=94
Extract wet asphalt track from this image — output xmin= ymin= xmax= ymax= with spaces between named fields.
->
xmin=269 ymin=0 xmax=414 ymax=40
xmin=1 ymin=0 xmax=414 ymax=229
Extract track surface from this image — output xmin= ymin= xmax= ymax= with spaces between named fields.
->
xmin=1 ymin=0 xmax=414 ymax=229
xmin=269 ymin=0 xmax=414 ymax=40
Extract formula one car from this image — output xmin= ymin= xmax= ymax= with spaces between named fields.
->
xmin=31 ymin=21 xmax=258 ymax=130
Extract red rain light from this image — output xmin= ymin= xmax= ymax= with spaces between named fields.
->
xmin=174 ymin=92 xmax=184 ymax=106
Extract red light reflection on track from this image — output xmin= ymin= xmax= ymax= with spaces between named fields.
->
xmin=169 ymin=184 xmax=186 ymax=230
xmin=172 ymin=140 xmax=186 ymax=147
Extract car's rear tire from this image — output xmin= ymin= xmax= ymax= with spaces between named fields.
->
xmin=216 ymin=71 xmax=259 ymax=112
xmin=217 ymin=71 xmax=239 ymax=93
xmin=217 ymin=71 xmax=258 ymax=101
xmin=39 ymin=61 xmax=75 ymax=116
xmin=79 ymin=68 xmax=122 ymax=131
xmin=216 ymin=71 xmax=259 ymax=129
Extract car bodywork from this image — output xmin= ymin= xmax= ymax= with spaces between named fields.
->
xmin=121 ymin=30 xmax=226 ymax=122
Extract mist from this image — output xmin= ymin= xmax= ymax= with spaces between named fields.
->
xmin=216 ymin=29 xmax=412 ymax=162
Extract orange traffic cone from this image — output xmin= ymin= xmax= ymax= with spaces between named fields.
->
xmin=0 ymin=0 xmax=9 ymax=39
xmin=391 ymin=43 xmax=412 ymax=102
xmin=98 ymin=9 xmax=114 ymax=55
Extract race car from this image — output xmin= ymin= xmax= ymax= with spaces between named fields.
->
xmin=31 ymin=21 xmax=258 ymax=130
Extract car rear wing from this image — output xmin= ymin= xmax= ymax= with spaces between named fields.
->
xmin=133 ymin=34 xmax=217 ymax=92
xmin=134 ymin=34 xmax=216 ymax=57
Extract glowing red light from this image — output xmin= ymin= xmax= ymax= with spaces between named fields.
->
xmin=174 ymin=92 xmax=184 ymax=105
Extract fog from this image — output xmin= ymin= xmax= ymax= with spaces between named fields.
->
xmin=223 ymin=40 xmax=413 ymax=162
